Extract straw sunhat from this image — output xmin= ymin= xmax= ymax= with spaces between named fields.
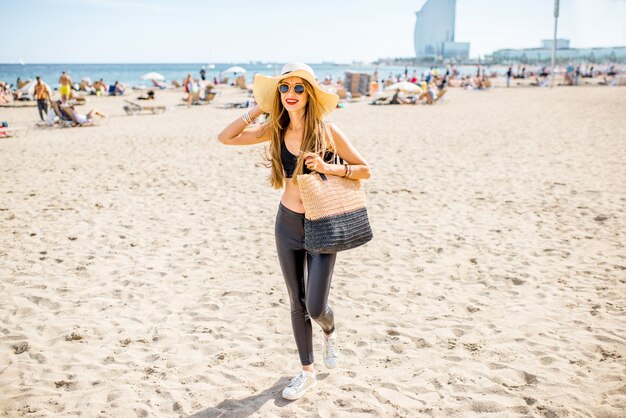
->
xmin=253 ymin=63 xmax=339 ymax=116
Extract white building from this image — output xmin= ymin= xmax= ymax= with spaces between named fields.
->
xmin=542 ymin=39 xmax=570 ymax=49
xmin=492 ymin=39 xmax=626 ymax=63
xmin=414 ymin=0 xmax=469 ymax=60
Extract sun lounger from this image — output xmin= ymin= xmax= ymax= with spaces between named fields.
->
xmin=181 ymin=89 xmax=217 ymax=106
xmin=0 ymin=101 xmax=37 ymax=108
xmin=235 ymin=76 xmax=253 ymax=93
xmin=203 ymin=88 xmax=217 ymax=103
xmin=38 ymin=100 xmax=103 ymax=128
xmin=235 ymin=76 xmax=247 ymax=89
xmin=124 ymin=100 xmax=166 ymax=115
xmin=50 ymin=100 xmax=76 ymax=127
xmin=182 ymin=91 xmax=205 ymax=106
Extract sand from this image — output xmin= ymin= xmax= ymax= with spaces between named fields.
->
xmin=1 ymin=85 xmax=625 ymax=417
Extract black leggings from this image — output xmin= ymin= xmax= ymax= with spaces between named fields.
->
xmin=275 ymin=203 xmax=337 ymax=366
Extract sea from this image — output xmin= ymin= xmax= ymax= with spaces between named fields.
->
xmin=0 ymin=63 xmax=496 ymax=88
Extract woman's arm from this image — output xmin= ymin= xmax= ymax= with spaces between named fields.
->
xmin=217 ymin=105 xmax=269 ymax=146
xmin=303 ymin=122 xmax=371 ymax=180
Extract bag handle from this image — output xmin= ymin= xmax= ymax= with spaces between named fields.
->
xmin=311 ymin=122 xmax=339 ymax=181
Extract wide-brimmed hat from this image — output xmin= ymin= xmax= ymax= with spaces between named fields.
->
xmin=253 ymin=63 xmax=339 ymax=116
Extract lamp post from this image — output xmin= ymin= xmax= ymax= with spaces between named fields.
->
xmin=551 ymin=0 xmax=560 ymax=88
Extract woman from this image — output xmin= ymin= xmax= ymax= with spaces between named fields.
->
xmin=217 ymin=63 xmax=371 ymax=400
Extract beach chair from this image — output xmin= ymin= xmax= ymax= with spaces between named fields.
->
xmin=181 ymin=91 xmax=205 ymax=106
xmin=235 ymin=76 xmax=246 ymax=89
xmin=181 ymin=88 xmax=216 ymax=106
xmin=124 ymin=100 xmax=166 ymax=115
xmin=49 ymin=100 xmax=76 ymax=127
xmin=235 ymin=76 xmax=253 ymax=93
xmin=45 ymin=100 xmax=104 ymax=127
xmin=34 ymin=101 xmax=80 ymax=128
xmin=202 ymin=86 xmax=217 ymax=103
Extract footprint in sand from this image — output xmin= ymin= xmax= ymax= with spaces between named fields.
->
xmin=523 ymin=371 xmax=539 ymax=385
xmin=13 ymin=341 xmax=29 ymax=354
xmin=55 ymin=380 xmax=73 ymax=389
xmin=65 ymin=332 xmax=84 ymax=342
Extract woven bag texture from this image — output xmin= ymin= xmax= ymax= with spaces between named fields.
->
xmin=297 ymin=172 xmax=373 ymax=253
xmin=297 ymin=173 xmax=365 ymax=221
xmin=303 ymin=207 xmax=373 ymax=253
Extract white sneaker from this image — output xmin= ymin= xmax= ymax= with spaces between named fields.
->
xmin=281 ymin=371 xmax=317 ymax=400
xmin=323 ymin=330 xmax=340 ymax=369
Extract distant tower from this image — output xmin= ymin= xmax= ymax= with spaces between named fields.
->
xmin=414 ymin=0 xmax=469 ymax=59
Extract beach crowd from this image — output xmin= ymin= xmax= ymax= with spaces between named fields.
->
xmin=0 ymin=63 xmax=622 ymax=129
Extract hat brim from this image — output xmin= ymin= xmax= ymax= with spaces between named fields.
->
xmin=253 ymin=70 xmax=339 ymax=116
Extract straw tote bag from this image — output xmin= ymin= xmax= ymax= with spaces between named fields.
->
xmin=297 ymin=157 xmax=373 ymax=254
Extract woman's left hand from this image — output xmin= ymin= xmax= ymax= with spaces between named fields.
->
xmin=303 ymin=152 xmax=328 ymax=173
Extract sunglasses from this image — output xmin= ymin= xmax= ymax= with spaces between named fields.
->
xmin=278 ymin=83 xmax=305 ymax=94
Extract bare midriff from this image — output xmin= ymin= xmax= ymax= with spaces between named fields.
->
xmin=280 ymin=178 xmax=305 ymax=213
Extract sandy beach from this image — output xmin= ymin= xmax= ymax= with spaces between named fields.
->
xmin=1 ymin=85 xmax=625 ymax=417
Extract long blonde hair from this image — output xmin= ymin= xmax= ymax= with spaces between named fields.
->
xmin=263 ymin=78 xmax=335 ymax=189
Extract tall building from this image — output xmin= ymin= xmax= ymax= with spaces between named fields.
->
xmin=414 ymin=0 xmax=469 ymax=60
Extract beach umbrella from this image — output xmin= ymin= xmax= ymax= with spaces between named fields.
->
xmin=384 ymin=81 xmax=422 ymax=93
xmin=223 ymin=66 xmax=247 ymax=74
xmin=140 ymin=72 xmax=166 ymax=81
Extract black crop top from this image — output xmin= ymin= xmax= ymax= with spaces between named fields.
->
xmin=281 ymin=138 xmax=339 ymax=178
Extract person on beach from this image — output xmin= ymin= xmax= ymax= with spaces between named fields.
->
xmin=0 ymin=81 xmax=10 ymax=104
xmin=108 ymin=81 xmax=126 ymax=96
xmin=506 ymin=66 xmax=512 ymax=88
xmin=93 ymin=78 xmax=107 ymax=95
xmin=418 ymin=81 xmax=447 ymax=104
xmin=217 ymin=63 xmax=371 ymax=401
xmin=58 ymin=71 xmax=72 ymax=103
xmin=389 ymin=89 xmax=411 ymax=105
xmin=183 ymin=74 xmax=197 ymax=106
xmin=61 ymin=104 xmax=107 ymax=126
xmin=34 ymin=76 xmax=50 ymax=121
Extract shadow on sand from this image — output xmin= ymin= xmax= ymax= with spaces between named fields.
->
xmin=189 ymin=373 xmax=329 ymax=417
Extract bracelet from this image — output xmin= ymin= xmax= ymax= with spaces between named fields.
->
xmin=343 ymin=162 xmax=350 ymax=178
xmin=241 ymin=112 xmax=254 ymax=125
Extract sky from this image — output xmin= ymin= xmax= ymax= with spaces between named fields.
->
xmin=2 ymin=0 xmax=625 ymax=63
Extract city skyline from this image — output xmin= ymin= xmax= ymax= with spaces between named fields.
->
xmin=2 ymin=0 xmax=625 ymax=63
